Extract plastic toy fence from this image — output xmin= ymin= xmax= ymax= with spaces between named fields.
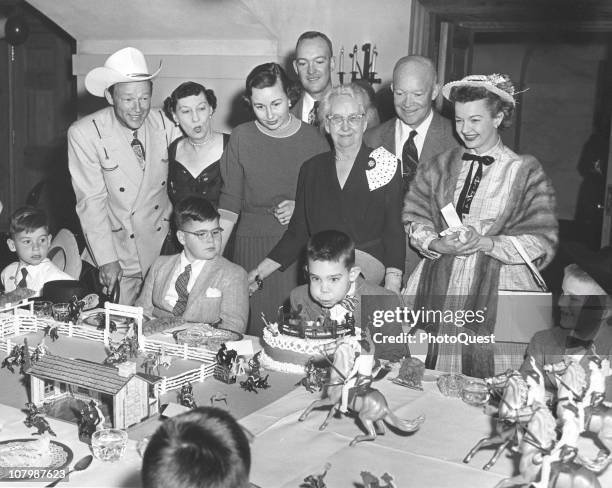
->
xmin=0 ymin=300 xmax=216 ymax=394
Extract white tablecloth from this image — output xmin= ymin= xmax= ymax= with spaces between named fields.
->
xmin=1 ymin=370 xmax=611 ymax=488
xmin=241 ymin=373 xmax=612 ymax=488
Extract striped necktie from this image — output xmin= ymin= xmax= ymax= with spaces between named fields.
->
xmin=401 ymin=129 xmax=418 ymax=193
xmin=172 ymin=264 xmax=191 ymax=316
xmin=131 ymin=130 xmax=146 ymax=170
xmin=17 ymin=268 xmax=28 ymax=288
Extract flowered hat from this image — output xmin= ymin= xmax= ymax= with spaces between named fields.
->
xmin=442 ymin=74 xmax=518 ymax=106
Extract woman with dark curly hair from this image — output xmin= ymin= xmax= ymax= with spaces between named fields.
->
xmin=218 ymin=62 xmax=329 ymax=335
xmin=163 ymin=82 xmax=228 ymax=208
xmin=403 ymin=74 xmax=558 ymax=377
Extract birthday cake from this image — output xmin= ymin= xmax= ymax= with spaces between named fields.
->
xmin=260 ymin=310 xmax=358 ymax=374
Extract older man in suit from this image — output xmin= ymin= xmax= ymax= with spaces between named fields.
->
xmin=291 ymin=31 xmax=334 ymax=126
xmin=364 ymin=55 xmax=460 ymax=281
xmin=136 ymin=196 xmax=248 ymax=333
xmin=68 ymin=47 xmax=177 ymax=305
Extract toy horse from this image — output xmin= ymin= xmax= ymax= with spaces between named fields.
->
xmin=494 ymin=406 xmax=601 ymax=488
xmin=464 ymin=369 xmax=534 ymax=470
xmin=298 ymin=337 xmax=424 ymax=446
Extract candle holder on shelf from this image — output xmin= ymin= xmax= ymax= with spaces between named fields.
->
xmin=337 ymin=43 xmax=381 ymax=85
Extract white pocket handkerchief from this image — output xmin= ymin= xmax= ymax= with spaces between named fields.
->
xmin=365 ymin=147 xmax=398 ymax=191
xmin=205 ymin=287 xmax=222 ymax=298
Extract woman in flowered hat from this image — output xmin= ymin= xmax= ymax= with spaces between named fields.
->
xmin=402 ymin=74 xmax=558 ymax=378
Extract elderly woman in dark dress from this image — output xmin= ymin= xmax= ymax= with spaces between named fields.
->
xmin=218 ymin=63 xmax=329 ymax=336
xmin=249 ymin=83 xmax=405 ymax=294
xmin=163 ymin=82 xmax=228 ymax=208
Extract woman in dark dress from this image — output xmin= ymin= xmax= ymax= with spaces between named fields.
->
xmin=163 ymin=82 xmax=228 ymax=208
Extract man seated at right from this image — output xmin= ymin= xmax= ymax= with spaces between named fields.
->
xmin=520 ymin=262 xmax=612 ymax=400
xmin=136 ymin=196 xmax=248 ymax=333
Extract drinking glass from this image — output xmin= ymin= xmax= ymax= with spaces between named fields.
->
xmin=437 ymin=373 xmax=464 ymax=397
xmin=91 ymin=428 xmax=128 ymax=462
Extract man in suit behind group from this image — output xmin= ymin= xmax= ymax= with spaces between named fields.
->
xmin=364 ymin=55 xmax=460 ymax=281
xmin=68 ymin=47 xmax=177 ymax=305
xmin=291 ymin=31 xmax=334 ymax=126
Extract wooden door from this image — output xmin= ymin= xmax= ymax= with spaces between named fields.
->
xmin=0 ymin=4 xmax=76 ymax=232
xmin=435 ymin=22 xmax=473 ymax=114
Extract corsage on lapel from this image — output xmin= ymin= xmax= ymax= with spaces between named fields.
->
xmin=205 ymin=287 xmax=222 ymax=298
xmin=366 ymin=147 xmax=397 ymax=191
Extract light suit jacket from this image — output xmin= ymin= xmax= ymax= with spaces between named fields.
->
xmin=68 ymin=106 xmax=177 ymax=276
xmin=136 ymin=254 xmax=249 ymax=333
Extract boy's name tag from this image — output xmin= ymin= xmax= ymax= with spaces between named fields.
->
xmin=226 ymin=339 xmax=254 ymax=356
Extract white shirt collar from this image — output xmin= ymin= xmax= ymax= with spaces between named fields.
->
xmin=395 ymin=109 xmax=434 ymax=160
xmin=179 ymin=252 xmax=206 ymax=277
xmin=301 ymin=92 xmax=316 ymax=122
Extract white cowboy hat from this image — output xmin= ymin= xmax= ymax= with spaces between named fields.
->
xmin=85 ymin=47 xmax=162 ymax=97
xmin=442 ymin=74 xmax=517 ymax=106
xmin=48 ymin=228 xmax=82 ymax=280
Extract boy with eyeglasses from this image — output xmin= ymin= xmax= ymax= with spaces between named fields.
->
xmin=136 ymin=196 xmax=248 ymax=333
xmin=1 ymin=206 xmax=72 ymax=295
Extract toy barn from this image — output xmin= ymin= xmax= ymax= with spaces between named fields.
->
xmin=27 ymin=354 xmax=161 ymax=429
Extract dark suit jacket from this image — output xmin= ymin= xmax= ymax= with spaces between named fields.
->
xmin=290 ymin=95 xmax=306 ymax=122
xmin=363 ymin=111 xmax=459 ymax=165
xmin=290 ymin=277 xmax=408 ymax=361
xmin=136 ymin=254 xmax=249 ymax=333
xmin=363 ymin=111 xmax=460 ymax=281
xmin=520 ymin=325 xmax=612 ymax=400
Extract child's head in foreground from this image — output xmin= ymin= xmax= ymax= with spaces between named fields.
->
xmin=142 ymin=406 xmax=251 ymax=488
xmin=305 ymin=230 xmax=360 ymax=308
xmin=174 ymin=196 xmax=222 ymax=262
xmin=7 ymin=206 xmax=51 ymax=266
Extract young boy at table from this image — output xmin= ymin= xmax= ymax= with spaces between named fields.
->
xmin=136 ymin=196 xmax=248 ymax=333
xmin=1 ymin=206 xmax=72 ymax=295
xmin=290 ymin=229 xmax=407 ymax=361
xmin=142 ymin=407 xmax=252 ymax=488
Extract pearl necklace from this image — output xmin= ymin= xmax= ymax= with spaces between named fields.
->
xmin=188 ymin=133 xmax=214 ymax=148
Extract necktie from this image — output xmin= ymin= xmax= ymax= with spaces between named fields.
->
xmin=131 ymin=130 xmax=146 ymax=170
xmin=17 ymin=268 xmax=28 ymax=288
xmin=308 ymin=101 xmax=320 ymax=127
xmin=172 ymin=264 xmax=192 ymax=316
xmin=401 ymin=130 xmax=418 ymax=193
xmin=338 ymin=295 xmax=358 ymax=313
xmin=455 ymin=152 xmax=495 ymax=220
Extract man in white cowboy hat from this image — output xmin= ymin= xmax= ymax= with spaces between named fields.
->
xmin=364 ymin=55 xmax=460 ymax=281
xmin=68 ymin=47 xmax=178 ymax=305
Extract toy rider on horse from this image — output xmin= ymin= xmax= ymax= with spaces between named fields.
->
xmin=339 ymin=332 xmax=375 ymax=414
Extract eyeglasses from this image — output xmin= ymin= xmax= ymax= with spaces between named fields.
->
xmin=180 ymin=228 xmax=223 ymax=240
xmin=326 ymin=113 xmax=365 ymax=127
